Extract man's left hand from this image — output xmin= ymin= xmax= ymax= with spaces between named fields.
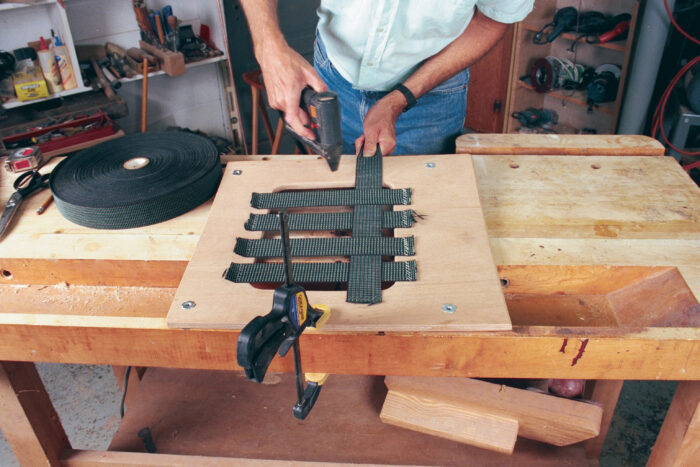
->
xmin=355 ymin=91 xmax=407 ymax=156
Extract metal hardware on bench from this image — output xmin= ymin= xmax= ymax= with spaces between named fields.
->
xmin=225 ymin=261 xmax=418 ymax=283
xmin=234 ymin=236 xmax=415 ymax=258
xmin=244 ymin=210 xmax=415 ymax=231
xmin=50 ymin=131 xmax=221 ymax=229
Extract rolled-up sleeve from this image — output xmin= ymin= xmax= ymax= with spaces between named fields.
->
xmin=476 ymin=0 xmax=534 ymax=24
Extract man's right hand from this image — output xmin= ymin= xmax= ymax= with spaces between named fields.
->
xmin=258 ymin=42 xmax=327 ymax=141
xmin=240 ymin=0 xmax=327 ymax=141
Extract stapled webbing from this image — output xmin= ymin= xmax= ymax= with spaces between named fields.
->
xmin=245 ymin=210 xmax=415 ymax=231
xmin=251 ymin=188 xmax=411 ymax=209
xmin=234 ymin=236 xmax=415 ymax=258
xmin=347 ymin=153 xmax=383 ymax=303
xmin=225 ymin=261 xmax=417 ymax=283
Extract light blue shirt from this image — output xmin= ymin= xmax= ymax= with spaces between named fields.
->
xmin=317 ymin=0 xmax=533 ymax=91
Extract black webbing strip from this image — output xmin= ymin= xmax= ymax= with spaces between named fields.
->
xmin=250 ymin=188 xmax=411 ymax=209
xmin=234 ymin=236 xmax=415 ymax=258
xmin=225 ymin=260 xmax=418 ymax=283
xmin=348 ymin=154 xmax=383 ymax=304
xmin=245 ymin=210 xmax=415 ymax=231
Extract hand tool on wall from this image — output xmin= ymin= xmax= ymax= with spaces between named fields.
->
xmin=1 ymin=170 xmax=50 ymax=240
xmin=237 ymin=210 xmax=331 ymax=420
xmin=283 ymin=86 xmax=342 ymax=171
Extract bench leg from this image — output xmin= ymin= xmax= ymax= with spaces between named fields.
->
xmin=0 ymin=361 xmax=70 ymax=466
xmin=648 ymin=381 xmax=700 ymax=466
xmin=584 ymin=380 xmax=624 ymax=459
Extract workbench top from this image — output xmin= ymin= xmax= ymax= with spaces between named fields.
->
xmin=0 ymin=148 xmax=698 ymax=380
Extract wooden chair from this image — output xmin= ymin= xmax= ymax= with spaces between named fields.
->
xmin=241 ymin=70 xmax=285 ymax=155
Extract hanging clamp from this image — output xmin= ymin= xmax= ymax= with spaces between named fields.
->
xmin=236 ymin=210 xmax=331 ymax=419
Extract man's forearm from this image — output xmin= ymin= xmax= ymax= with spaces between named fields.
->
xmin=403 ymin=10 xmax=507 ymax=99
xmin=239 ymin=0 xmax=287 ymax=60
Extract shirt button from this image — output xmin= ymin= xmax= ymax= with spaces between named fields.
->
xmin=377 ymin=27 xmax=384 ymax=32
xmin=367 ymin=61 xmax=374 ymax=66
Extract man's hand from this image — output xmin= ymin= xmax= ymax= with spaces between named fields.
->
xmin=240 ymin=0 xmax=326 ymax=140
xmin=258 ymin=42 xmax=327 ymax=140
xmin=355 ymin=91 xmax=407 ymax=156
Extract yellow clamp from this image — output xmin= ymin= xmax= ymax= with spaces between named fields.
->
xmin=307 ymin=304 xmax=330 ymax=331
xmin=305 ymin=304 xmax=331 ymax=385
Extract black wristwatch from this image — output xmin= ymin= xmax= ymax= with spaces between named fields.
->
xmin=391 ymin=83 xmax=417 ymax=112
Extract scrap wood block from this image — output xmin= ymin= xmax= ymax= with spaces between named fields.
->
xmin=382 ymin=376 xmax=603 ymax=448
xmin=381 ymin=387 xmax=519 ymax=454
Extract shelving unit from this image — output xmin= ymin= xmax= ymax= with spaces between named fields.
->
xmin=505 ymin=0 xmax=639 ymax=134
xmin=1 ymin=0 xmax=244 ymax=149
xmin=0 ymin=0 xmax=89 ymax=109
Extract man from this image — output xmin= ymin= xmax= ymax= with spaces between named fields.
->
xmin=240 ymin=0 xmax=533 ymax=156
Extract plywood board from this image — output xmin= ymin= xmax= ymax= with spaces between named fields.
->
xmin=167 ymin=155 xmax=511 ymax=332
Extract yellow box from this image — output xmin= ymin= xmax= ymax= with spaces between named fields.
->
xmin=13 ymin=68 xmax=50 ymax=101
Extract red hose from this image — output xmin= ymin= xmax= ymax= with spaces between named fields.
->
xmin=650 ymin=1 xmax=700 ymax=168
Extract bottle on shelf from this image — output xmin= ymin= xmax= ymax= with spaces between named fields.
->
xmin=53 ymin=35 xmax=77 ymax=90
xmin=37 ymin=36 xmax=63 ymax=94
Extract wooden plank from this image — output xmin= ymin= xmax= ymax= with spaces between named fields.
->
xmin=381 ymin=387 xmax=519 ymax=454
xmin=0 ymin=361 xmax=70 ymax=466
xmin=167 ymin=156 xmax=511 ymax=332
xmin=583 ymin=380 xmax=624 ymax=459
xmin=0 ymin=259 xmax=187 ymax=287
xmin=0 ymin=159 xmax=209 ymax=265
xmin=384 ymin=376 xmax=603 ymax=446
xmin=648 ymin=381 xmax=700 ymax=467
xmin=0 ymin=323 xmax=697 ymax=380
xmin=60 ymin=449 xmax=367 ymax=466
xmin=456 ymin=134 xmax=665 ymax=156
xmin=473 ymin=155 xmax=700 ymax=239
xmin=107 ymin=369 xmax=588 ymax=466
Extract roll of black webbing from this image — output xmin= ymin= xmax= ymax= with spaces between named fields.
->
xmin=50 ymin=131 xmax=221 ymax=229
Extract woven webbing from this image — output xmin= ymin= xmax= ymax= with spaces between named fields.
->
xmin=348 ymin=154 xmax=383 ymax=303
xmin=225 ymin=260 xmax=417 ymax=283
xmin=245 ymin=210 xmax=415 ymax=231
xmin=251 ymin=188 xmax=411 ymax=209
xmin=234 ymin=236 xmax=415 ymax=258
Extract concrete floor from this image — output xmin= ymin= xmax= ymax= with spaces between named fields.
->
xmin=0 ymin=364 xmax=676 ymax=465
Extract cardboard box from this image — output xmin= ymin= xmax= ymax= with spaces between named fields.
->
xmin=13 ymin=68 xmax=49 ymax=101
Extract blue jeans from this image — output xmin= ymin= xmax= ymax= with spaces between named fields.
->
xmin=313 ymin=33 xmax=469 ymax=155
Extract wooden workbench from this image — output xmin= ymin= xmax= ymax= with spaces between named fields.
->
xmin=0 ymin=135 xmax=698 ymax=465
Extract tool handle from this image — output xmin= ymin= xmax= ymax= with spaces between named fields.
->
xmin=300 ymin=87 xmax=342 ymax=149
xmin=155 ymin=12 xmax=165 ymax=45
xmin=90 ymin=58 xmax=116 ymax=99
xmin=237 ymin=313 xmax=287 ymax=383
xmin=284 ymin=87 xmax=342 ymax=171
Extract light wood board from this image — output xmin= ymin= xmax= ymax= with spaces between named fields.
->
xmin=167 ymin=155 xmax=511 ymax=332
xmin=456 ymin=134 xmax=665 ymax=156
xmin=384 ymin=376 xmax=603 ymax=447
xmin=381 ymin=387 xmax=519 ymax=454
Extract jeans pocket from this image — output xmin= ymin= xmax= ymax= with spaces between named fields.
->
xmin=313 ymin=36 xmax=330 ymax=70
